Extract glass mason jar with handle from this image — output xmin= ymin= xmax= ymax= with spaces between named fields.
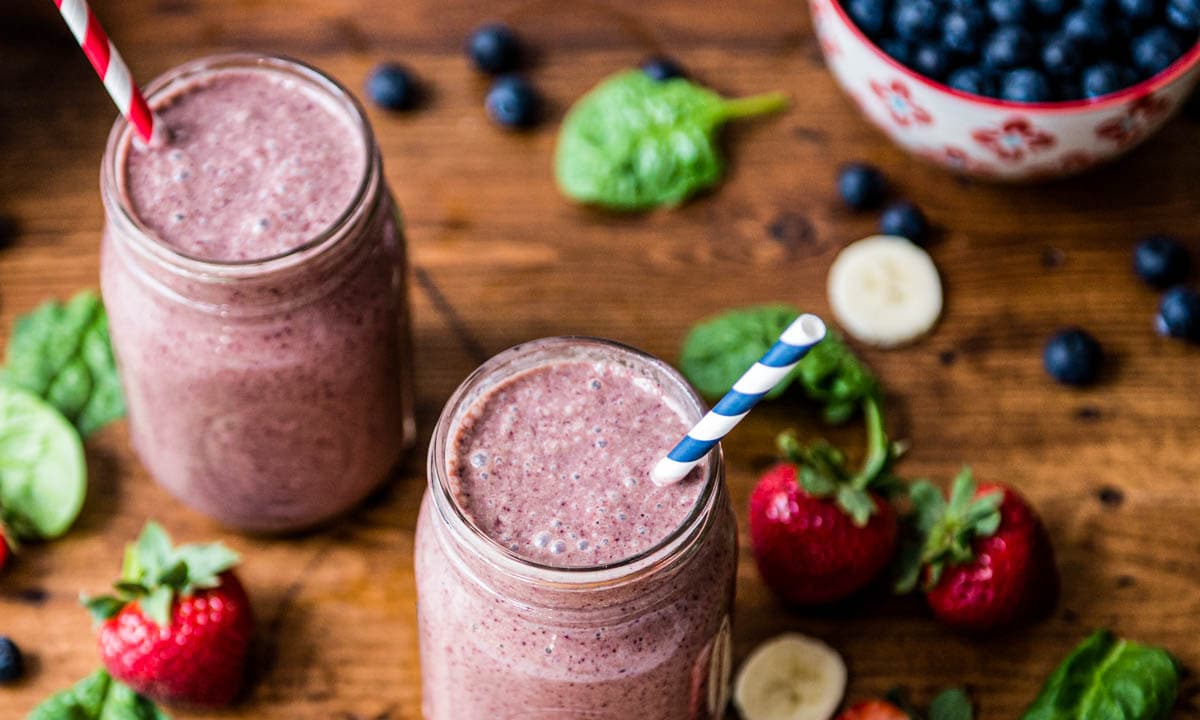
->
xmin=100 ymin=54 xmax=415 ymax=532
xmin=416 ymin=337 xmax=737 ymax=719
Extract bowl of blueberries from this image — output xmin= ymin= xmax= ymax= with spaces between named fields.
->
xmin=810 ymin=0 xmax=1200 ymax=180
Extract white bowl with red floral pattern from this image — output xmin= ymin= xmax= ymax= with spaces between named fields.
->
xmin=809 ymin=0 xmax=1200 ymax=181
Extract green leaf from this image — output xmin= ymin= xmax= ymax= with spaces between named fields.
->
xmin=835 ymin=485 xmax=875 ymax=527
xmin=81 ymin=594 xmax=126 ymax=623
xmin=929 ymin=688 xmax=973 ymax=720
xmin=139 ymin=585 xmax=173 ymax=628
xmin=174 ymin=543 xmax=239 ymax=589
xmin=554 ymin=70 xmax=786 ymax=211
xmin=680 ymin=305 xmax=804 ymax=401
xmin=27 ymin=669 xmax=170 ymax=720
xmin=131 ymin=522 xmax=173 ymax=583
xmin=0 ymin=384 xmax=87 ymax=540
xmin=1020 ymin=630 xmax=1179 ymax=720
xmin=793 ymin=331 xmax=880 ymax=425
xmin=798 ymin=467 xmax=837 ymax=497
xmin=2 ymin=291 xmax=125 ymax=437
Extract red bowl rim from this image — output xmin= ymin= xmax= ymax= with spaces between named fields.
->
xmin=823 ymin=0 xmax=1200 ymax=112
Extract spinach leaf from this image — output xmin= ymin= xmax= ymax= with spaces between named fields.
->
xmin=554 ymin=69 xmax=787 ymax=211
xmin=679 ymin=304 xmax=878 ymax=423
xmin=1020 ymin=630 xmax=1179 ymax=720
xmin=2 ymin=291 xmax=125 ymax=437
xmin=27 ymin=669 xmax=169 ymax=720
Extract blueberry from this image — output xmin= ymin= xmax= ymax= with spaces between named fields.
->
xmin=1133 ymin=27 xmax=1185 ymax=76
xmin=1158 ymin=286 xmax=1200 ymax=340
xmin=1080 ymin=62 xmax=1124 ymax=97
xmin=847 ymin=0 xmax=890 ymax=36
xmin=365 ymin=63 xmax=419 ymax=111
xmin=1063 ymin=9 xmax=1112 ymax=49
xmin=983 ymin=26 xmax=1036 ymax=70
xmin=912 ymin=44 xmax=954 ymax=79
xmin=879 ymin=37 xmax=915 ymax=65
xmin=1167 ymin=0 xmax=1200 ymax=30
xmin=947 ymin=67 xmax=996 ymax=95
xmin=468 ymin=23 xmax=521 ymax=74
xmin=640 ymin=56 xmax=686 ymax=82
xmin=1134 ymin=234 xmax=1192 ymax=288
xmin=1117 ymin=0 xmax=1159 ymax=21
xmin=1080 ymin=0 xmax=1111 ymax=12
xmin=837 ymin=163 xmax=888 ymax=210
xmin=1000 ymin=68 xmax=1053 ymax=101
xmin=0 ymin=637 xmax=22 ymax=683
xmin=892 ymin=0 xmax=941 ymax=41
xmin=1030 ymin=0 xmax=1067 ymax=17
xmin=0 ymin=216 xmax=13 ymax=250
xmin=1043 ymin=329 xmax=1104 ymax=386
xmin=485 ymin=75 xmax=539 ymax=128
xmin=879 ymin=201 xmax=930 ymax=243
xmin=942 ymin=9 xmax=986 ymax=55
xmin=1041 ymin=35 xmax=1082 ymax=78
xmin=988 ymin=0 xmax=1030 ymax=24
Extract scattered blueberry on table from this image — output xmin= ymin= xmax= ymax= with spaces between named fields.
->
xmin=838 ymin=163 xmax=888 ymax=210
xmin=1134 ymin=234 xmax=1191 ymax=288
xmin=841 ymin=0 xmax=1200 ymax=101
xmin=0 ymin=636 xmax=23 ymax=683
xmin=1157 ymin=286 xmax=1200 ymax=340
xmin=0 ymin=215 xmax=13 ymax=250
xmin=1044 ymin=328 xmax=1104 ymax=386
xmin=640 ymin=56 xmax=687 ymax=81
xmin=365 ymin=63 xmax=419 ymax=111
xmin=879 ymin=200 xmax=930 ymax=244
xmin=468 ymin=23 xmax=522 ymax=74
xmin=486 ymin=75 xmax=540 ymax=128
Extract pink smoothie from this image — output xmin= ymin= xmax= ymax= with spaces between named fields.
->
xmin=101 ymin=57 xmax=413 ymax=532
xmin=417 ymin=343 xmax=736 ymax=719
xmin=124 ymin=68 xmax=365 ymax=261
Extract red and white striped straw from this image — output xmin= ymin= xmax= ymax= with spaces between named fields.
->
xmin=52 ymin=0 xmax=159 ymax=144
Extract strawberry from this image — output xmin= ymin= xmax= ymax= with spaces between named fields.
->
xmin=836 ymin=700 xmax=910 ymax=720
xmin=0 ymin=534 xmax=9 ymax=574
xmin=896 ymin=468 xmax=1059 ymax=631
xmin=750 ymin=398 xmax=902 ymax=605
xmin=83 ymin=522 xmax=253 ymax=707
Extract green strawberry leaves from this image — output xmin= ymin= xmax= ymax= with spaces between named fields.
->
xmin=680 ymin=304 xmax=880 ymax=423
xmin=83 ymin=522 xmax=239 ymax=628
xmin=778 ymin=396 xmax=905 ymax=527
xmin=555 ymin=70 xmax=787 ymax=211
xmin=1020 ymin=630 xmax=1178 ymax=720
xmin=894 ymin=467 xmax=1003 ymax=593
xmin=2 ymin=291 xmax=125 ymax=437
xmin=928 ymin=688 xmax=974 ymax=720
xmin=27 ymin=668 xmax=169 ymax=720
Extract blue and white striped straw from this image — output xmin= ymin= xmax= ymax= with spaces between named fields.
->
xmin=652 ymin=313 xmax=827 ymax=486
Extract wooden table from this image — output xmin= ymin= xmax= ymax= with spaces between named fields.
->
xmin=3 ymin=0 xmax=1200 ymax=717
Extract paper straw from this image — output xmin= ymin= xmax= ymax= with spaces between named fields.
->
xmin=52 ymin=0 xmax=158 ymax=144
xmin=652 ymin=314 xmax=827 ymax=486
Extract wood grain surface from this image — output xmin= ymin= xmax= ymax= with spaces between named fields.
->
xmin=3 ymin=0 xmax=1200 ymax=717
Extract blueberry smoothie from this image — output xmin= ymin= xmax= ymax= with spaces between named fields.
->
xmin=416 ymin=339 xmax=737 ymax=720
xmin=100 ymin=55 xmax=414 ymax=532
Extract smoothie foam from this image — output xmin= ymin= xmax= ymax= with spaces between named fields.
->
xmin=448 ymin=360 xmax=704 ymax=567
xmin=123 ymin=68 xmax=366 ymax=262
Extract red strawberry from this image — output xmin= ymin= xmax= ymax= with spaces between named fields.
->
xmin=84 ymin=522 xmax=253 ymax=707
xmin=0 ymin=534 xmax=9 ymax=574
xmin=835 ymin=700 xmax=910 ymax=720
xmin=750 ymin=399 xmax=901 ymax=605
xmin=896 ymin=468 xmax=1059 ymax=631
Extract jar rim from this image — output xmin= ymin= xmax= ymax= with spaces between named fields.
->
xmin=427 ymin=336 xmax=724 ymax=590
xmin=100 ymin=53 xmax=378 ymax=278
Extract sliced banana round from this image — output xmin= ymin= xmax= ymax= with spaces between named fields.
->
xmin=733 ymin=633 xmax=847 ymax=720
xmin=827 ymin=234 xmax=943 ymax=348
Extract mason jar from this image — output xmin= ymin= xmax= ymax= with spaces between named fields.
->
xmin=415 ymin=337 xmax=737 ymax=720
xmin=99 ymin=54 xmax=415 ymax=532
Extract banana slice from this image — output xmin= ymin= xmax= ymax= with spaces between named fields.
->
xmin=827 ymin=234 xmax=943 ymax=348
xmin=733 ymin=633 xmax=847 ymax=720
